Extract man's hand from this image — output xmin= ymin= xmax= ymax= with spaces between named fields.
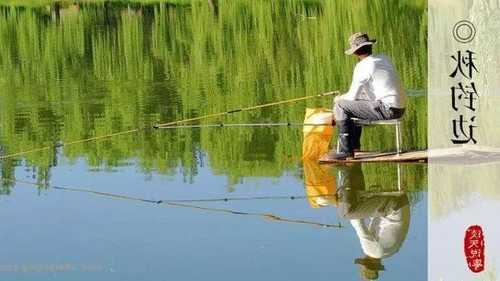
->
xmin=334 ymin=94 xmax=344 ymax=103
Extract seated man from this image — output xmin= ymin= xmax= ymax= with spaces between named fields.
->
xmin=323 ymin=32 xmax=407 ymax=160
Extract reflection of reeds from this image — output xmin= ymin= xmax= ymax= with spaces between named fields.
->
xmin=362 ymin=163 xmax=427 ymax=191
xmin=430 ymin=162 xmax=500 ymax=218
xmin=361 ymin=163 xmax=426 ymax=206
xmin=0 ymin=0 xmax=427 ymax=186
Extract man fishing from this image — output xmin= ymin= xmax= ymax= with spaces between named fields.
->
xmin=322 ymin=32 xmax=407 ymax=161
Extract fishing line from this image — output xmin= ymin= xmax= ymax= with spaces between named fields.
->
xmin=0 ymin=91 xmax=339 ymax=161
xmin=156 ymin=194 xmax=336 ymax=203
xmin=9 ymin=178 xmax=342 ymax=229
xmin=0 ymin=128 xmax=141 ymax=161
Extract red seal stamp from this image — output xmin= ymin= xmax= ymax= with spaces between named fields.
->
xmin=464 ymin=225 xmax=485 ymax=273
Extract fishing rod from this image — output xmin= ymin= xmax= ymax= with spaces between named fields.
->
xmin=156 ymin=122 xmax=333 ymax=129
xmin=10 ymin=178 xmax=342 ymax=229
xmin=152 ymin=91 xmax=340 ymax=129
xmin=0 ymin=91 xmax=340 ymax=161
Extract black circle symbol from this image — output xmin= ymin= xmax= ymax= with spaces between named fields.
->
xmin=453 ymin=20 xmax=476 ymax=43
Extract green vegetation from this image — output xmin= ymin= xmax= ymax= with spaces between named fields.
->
xmin=0 ymin=0 xmax=427 ymax=189
xmin=0 ymin=0 xmax=193 ymax=8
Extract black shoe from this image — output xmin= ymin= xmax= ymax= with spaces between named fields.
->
xmin=319 ymin=120 xmax=355 ymax=162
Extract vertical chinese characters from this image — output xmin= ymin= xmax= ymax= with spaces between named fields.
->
xmin=449 ymin=50 xmax=479 ymax=144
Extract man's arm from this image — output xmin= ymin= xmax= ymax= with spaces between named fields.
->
xmin=351 ymin=219 xmax=377 ymax=241
xmin=351 ymin=219 xmax=384 ymax=258
xmin=335 ymin=64 xmax=371 ymax=102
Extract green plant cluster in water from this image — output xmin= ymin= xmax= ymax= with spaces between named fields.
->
xmin=0 ymin=0 xmax=427 ymax=189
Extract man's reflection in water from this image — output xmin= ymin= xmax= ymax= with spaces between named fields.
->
xmin=302 ymin=129 xmax=410 ymax=280
xmin=336 ymin=164 xmax=410 ymax=281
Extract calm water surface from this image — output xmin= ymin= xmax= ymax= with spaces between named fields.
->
xmin=0 ymin=1 xmax=427 ymax=280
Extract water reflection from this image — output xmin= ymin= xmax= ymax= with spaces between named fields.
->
xmin=303 ymin=132 xmax=414 ymax=280
xmin=303 ymin=160 xmax=336 ymax=208
xmin=336 ymin=164 xmax=410 ymax=280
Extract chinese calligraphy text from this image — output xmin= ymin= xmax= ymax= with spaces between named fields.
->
xmin=449 ymin=49 xmax=479 ymax=144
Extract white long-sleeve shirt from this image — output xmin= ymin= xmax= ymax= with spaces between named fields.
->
xmin=350 ymin=205 xmax=410 ymax=259
xmin=339 ymin=54 xmax=406 ymax=108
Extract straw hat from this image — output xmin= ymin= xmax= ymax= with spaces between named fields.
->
xmin=345 ymin=32 xmax=377 ymax=55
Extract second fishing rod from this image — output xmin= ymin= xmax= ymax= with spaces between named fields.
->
xmin=155 ymin=122 xmax=334 ymax=129
xmin=152 ymin=91 xmax=339 ymax=129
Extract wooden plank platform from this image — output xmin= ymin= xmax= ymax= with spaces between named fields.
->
xmin=319 ymin=150 xmax=428 ymax=164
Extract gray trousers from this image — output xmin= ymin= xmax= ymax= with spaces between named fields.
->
xmin=334 ymin=99 xmax=405 ymax=121
xmin=334 ymin=100 xmax=405 ymax=150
